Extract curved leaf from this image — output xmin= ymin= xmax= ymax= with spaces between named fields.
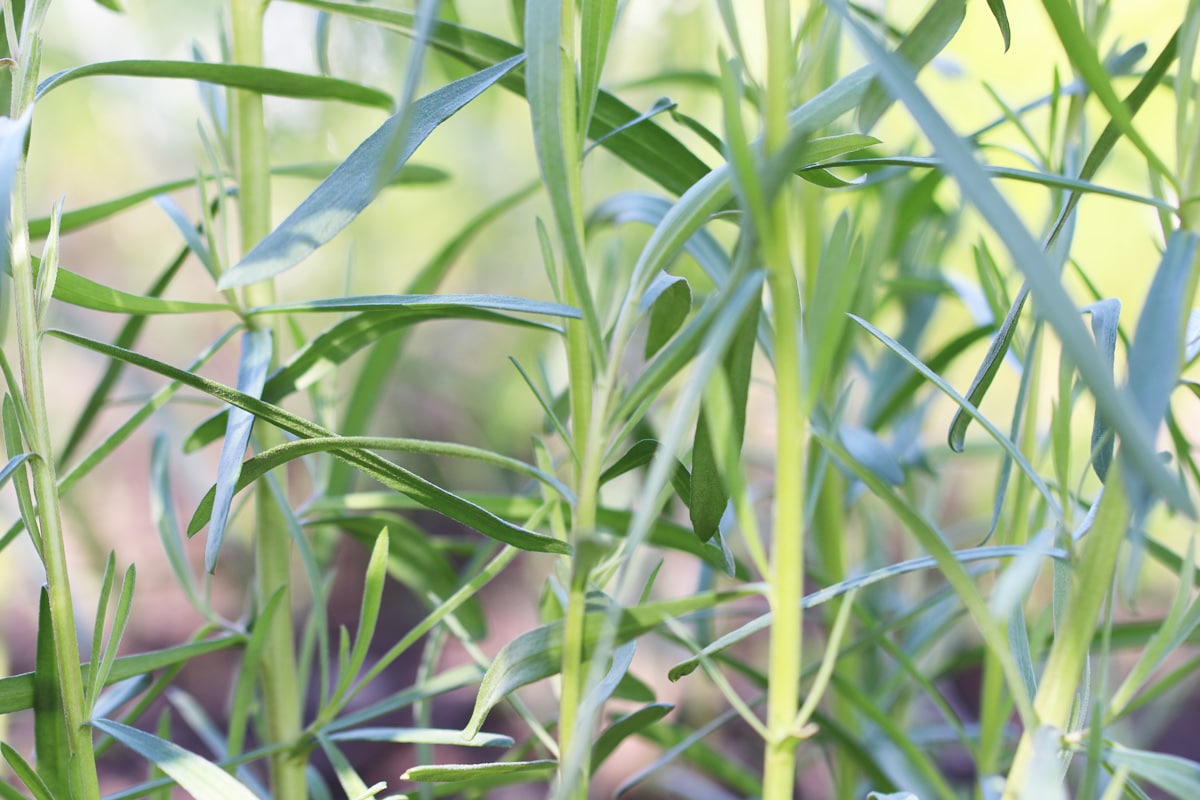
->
xmin=37 ymin=60 xmax=392 ymax=109
xmin=51 ymin=329 xmax=568 ymax=555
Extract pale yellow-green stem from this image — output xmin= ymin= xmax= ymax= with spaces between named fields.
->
xmin=761 ymin=1 xmax=808 ymax=798
xmin=230 ymin=1 xmax=305 ymax=796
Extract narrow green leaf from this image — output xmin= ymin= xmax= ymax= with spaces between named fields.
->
xmin=593 ymin=703 xmax=673 ymax=767
xmin=49 ymin=327 xmax=568 ymax=554
xmin=248 ymin=292 xmax=579 ymax=319
xmin=401 ymin=760 xmax=557 ymax=783
xmin=641 ymin=273 xmax=691 ymax=358
xmin=985 ymin=0 xmax=1011 ymax=51
xmin=205 ymin=328 xmax=272 ymax=573
xmin=227 ymin=589 xmax=286 ymax=758
xmin=0 ymin=743 xmax=55 ymax=800
xmin=859 ymin=0 xmax=966 ymax=131
xmin=90 ymin=719 xmax=259 ymax=799
xmin=1082 ymin=299 xmax=1121 ymax=481
xmin=330 ymin=514 xmax=487 ymax=640
xmin=1127 ymin=233 xmax=1198 ymax=460
xmin=219 ymin=55 xmax=523 ymax=289
xmin=154 ymin=195 xmax=216 ymax=277
xmin=838 ymin=424 xmax=904 ymax=485
xmin=329 ymin=727 xmax=513 ymax=747
xmin=187 ymin=303 xmax=558 ymax=452
xmin=463 ymin=590 xmax=753 ymax=737
xmin=690 ymin=297 xmax=758 ymax=542
xmin=1097 ymin=743 xmax=1200 ymax=798
xmin=286 ymin=0 xmax=710 ymax=196
xmin=0 ymin=111 xmax=32 ymax=283
xmin=1038 ymin=0 xmax=1172 ymax=180
xmin=598 ymin=439 xmax=692 ymax=507
xmin=50 ymin=266 xmax=229 ymax=315
xmin=578 ymin=0 xmax=618 ymax=136
xmin=91 ymin=565 xmax=137 ymax=717
xmin=334 ymin=528 xmax=389 ymax=704
xmin=33 ymin=589 xmax=68 ymax=799
xmin=34 ymin=198 xmax=61 ymax=326
xmin=0 ymin=636 xmax=242 ymax=714
xmin=150 ymin=435 xmax=204 ymax=613
xmin=36 ymin=60 xmax=392 ymax=108
xmin=945 ymin=29 xmax=1179 ymax=449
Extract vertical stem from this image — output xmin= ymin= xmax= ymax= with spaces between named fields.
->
xmin=230 ymin=1 xmax=305 ymax=796
xmin=6 ymin=12 xmax=101 ymax=798
xmin=11 ymin=164 xmax=101 ymax=800
xmin=762 ymin=1 xmax=807 ymax=798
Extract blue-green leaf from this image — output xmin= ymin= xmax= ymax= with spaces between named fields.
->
xmin=218 ymin=55 xmax=523 ymax=289
xmin=205 ymin=328 xmax=272 ymax=572
xmin=90 ymin=719 xmax=259 ymax=799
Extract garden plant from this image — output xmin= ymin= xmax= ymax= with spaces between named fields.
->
xmin=0 ymin=0 xmax=1197 ymax=798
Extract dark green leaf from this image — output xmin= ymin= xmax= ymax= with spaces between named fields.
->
xmin=641 ymin=273 xmax=692 ymax=358
xmin=985 ymin=0 xmax=1011 ymax=50
xmin=593 ymin=703 xmax=673 ymax=767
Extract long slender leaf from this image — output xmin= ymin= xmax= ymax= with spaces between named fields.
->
xmin=37 ymin=60 xmax=392 ymax=108
xmin=218 ymin=55 xmax=523 ymax=289
xmin=48 ymin=328 xmax=569 ymax=555
xmin=205 ymin=327 xmax=271 ymax=572
xmin=90 ymin=719 xmax=260 ymax=799
xmin=33 ymin=589 xmax=68 ymax=799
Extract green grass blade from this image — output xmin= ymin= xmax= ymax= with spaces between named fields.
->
xmin=90 ymin=565 xmax=136 ymax=719
xmin=330 ymin=528 xmax=389 ymax=705
xmin=205 ymin=327 xmax=271 ymax=573
xmin=36 ymin=60 xmax=392 ymax=109
xmin=89 ymin=719 xmax=259 ymax=799
xmin=218 ymin=55 xmax=523 ymax=289
xmin=226 ymin=588 xmax=286 ymax=758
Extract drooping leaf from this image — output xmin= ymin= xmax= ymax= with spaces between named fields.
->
xmin=36 ymin=60 xmax=392 ymax=109
xmin=219 ymin=55 xmax=523 ymax=289
xmin=985 ymin=0 xmax=1011 ymax=51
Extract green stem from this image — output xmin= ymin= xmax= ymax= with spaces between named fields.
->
xmin=12 ymin=163 xmax=102 ymax=800
xmin=1003 ymin=468 xmax=1131 ymax=798
xmin=761 ymin=2 xmax=807 ymax=798
xmin=230 ymin=1 xmax=305 ymax=796
xmin=6 ymin=14 xmax=101 ymax=798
